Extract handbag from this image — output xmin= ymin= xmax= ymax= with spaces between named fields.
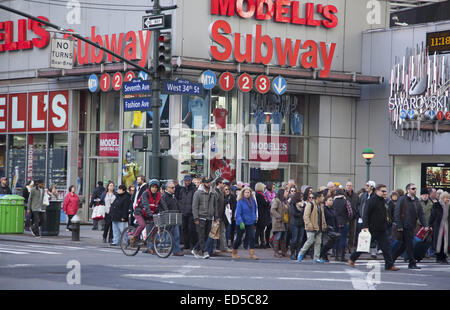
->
xmin=416 ymin=227 xmax=431 ymax=241
xmin=282 ymin=203 xmax=289 ymax=224
xmin=356 ymin=230 xmax=371 ymax=253
xmin=92 ymin=204 xmax=106 ymax=221
xmin=209 ymin=221 xmax=220 ymax=239
xmin=326 ymin=226 xmax=341 ymax=239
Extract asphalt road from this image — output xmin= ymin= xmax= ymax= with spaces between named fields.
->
xmin=0 ymin=240 xmax=449 ymax=291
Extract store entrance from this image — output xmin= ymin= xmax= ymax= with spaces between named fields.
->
xmin=90 ymin=158 xmax=118 ymax=188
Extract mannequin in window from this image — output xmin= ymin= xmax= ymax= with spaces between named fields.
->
xmin=122 ymin=150 xmax=139 ymax=188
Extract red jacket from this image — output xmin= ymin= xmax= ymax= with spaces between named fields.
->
xmin=63 ymin=193 xmax=79 ymax=215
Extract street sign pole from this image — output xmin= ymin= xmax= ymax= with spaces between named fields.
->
xmin=150 ymin=0 xmax=161 ymax=180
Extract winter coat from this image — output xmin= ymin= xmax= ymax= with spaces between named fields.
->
xmin=387 ymin=199 xmax=396 ymax=226
xmin=22 ymin=187 xmax=31 ymax=205
xmin=271 ymin=198 xmax=287 ymax=232
xmin=28 ymin=187 xmax=46 ymax=212
xmin=394 ymin=195 xmax=427 ymax=231
xmin=363 ymin=194 xmax=389 ymax=233
xmin=133 ymin=184 xmax=155 ymax=218
xmin=0 ymin=185 xmax=12 ymax=195
xmin=235 ymin=197 xmax=258 ymax=226
xmin=63 ymin=193 xmax=79 ymax=216
xmin=255 ymin=192 xmax=271 ymax=227
xmin=110 ymin=192 xmax=131 ymax=222
xmin=159 ymin=191 xmax=180 ymax=213
xmin=345 ymin=190 xmax=359 ymax=221
xmin=89 ymin=185 xmax=105 ymax=208
xmin=215 ymin=188 xmax=225 ymax=221
xmin=420 ymin=198 xmax=433 ymax=223
xmin=223 ymin=193 xmax=237 ymax=225
xmin=428 ymin=201 xmax=450 ymax=253
xmin=178 ymin=183 xmax=197 ymax=215
xmin=192 ymin=184 xmax=218 ymax=221
xmin=333 ymin=195 xmax=350 ymax=227
xmin=324 ymin=205 xmax=337 ymax=229
xmin=357 ymin=191 xmax=372 ymax=219
xmin=288 ymin=201 xmax=304 ymax=227
xmin=303 ymin=202 xmax=327 ymax=233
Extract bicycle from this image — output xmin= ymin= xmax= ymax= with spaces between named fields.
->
xmin=119 ymin=211 xmax=182 ymax=258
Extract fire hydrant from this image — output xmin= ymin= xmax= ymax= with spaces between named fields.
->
xmin=70 ymin=215 xmax=81 ymax=241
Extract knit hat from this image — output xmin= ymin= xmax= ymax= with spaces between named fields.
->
xmin=366 ymin=180 xmax=376 ymax=188
xmin=183 ymin=175 xmax=192 ymax=181
xmin=420 ymin=188 xmax=429 ymax=196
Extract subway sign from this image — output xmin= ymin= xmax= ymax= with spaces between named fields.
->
xmin=209 ymin=0 xmax=337 ymax=78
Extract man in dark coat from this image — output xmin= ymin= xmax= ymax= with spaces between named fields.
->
xmin=160 ymin=180 xmax=184 ymax=256
xmin=392 ymin=183 xmax=428 ymax=269
xmin=345 ymin=181 xmax=359 ymax=252
xmin=178 ymin=175 xmax=198 ymax=250
xmin=0 ymin=177 xmax=12 ymax=195
xmin=349 ymin=184 xmax=400 ymax=271
xmin=110 ymin=185 xmax=130 ymax=246
xmin=89 ymin=181 xmax=105 ymax=230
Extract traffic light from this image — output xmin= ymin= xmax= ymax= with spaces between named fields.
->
xmin=157 ymin=32 xmax=172 ymax=77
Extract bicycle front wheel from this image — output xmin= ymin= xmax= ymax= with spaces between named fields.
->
xmin=153 ymin=227 xmax=174 ymax=258
xmin=120 ymin=226 xmax=140 ymax=256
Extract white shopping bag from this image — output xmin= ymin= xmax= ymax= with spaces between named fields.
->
xmin=356 ymin=230 xmax=372 ymax=253
xmin=92 ymin=205 xmax=106 ymax=221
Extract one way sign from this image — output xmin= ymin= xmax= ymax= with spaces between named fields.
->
xmin=142 ymin=14 xmax=171 ymax=30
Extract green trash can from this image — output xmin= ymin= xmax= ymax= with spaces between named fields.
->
xmin=41 ymin=200 xmax=61 ymax=236
xmin=0 ymin=195 xmax=25 ymax=234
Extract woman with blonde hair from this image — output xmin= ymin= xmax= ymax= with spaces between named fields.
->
xmin=429 ymin=191 xmax=450 ymax=264
xmin=232 ymin=187 xmax=259 ymax=260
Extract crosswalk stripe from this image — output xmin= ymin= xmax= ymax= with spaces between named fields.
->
xmin=0 ymin=247 xmax=61 ymax=255
xmin=0 ymin=249 xmax=28 ymax=255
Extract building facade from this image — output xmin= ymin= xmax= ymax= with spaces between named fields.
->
xmin=0 ymin=0 xmax=393 ymax=222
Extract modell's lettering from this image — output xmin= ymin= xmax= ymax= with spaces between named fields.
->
xmin=0 ymin=17 xmax=50 ymax=52
xmin=211 ymin=0 xmax=338 ymax=28
xmin=209 ymin=20 xmax=336 ymax=78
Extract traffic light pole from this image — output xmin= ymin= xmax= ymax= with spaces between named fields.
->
xmin=150 ymin=0 xmax=161 ymax=180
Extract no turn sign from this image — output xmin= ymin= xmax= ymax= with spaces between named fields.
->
xmin=50 ymin=38 xmax=74 ymax=69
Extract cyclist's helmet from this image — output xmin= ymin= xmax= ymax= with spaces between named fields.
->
xmin=149 ymin=179 xmax=160 ymax=188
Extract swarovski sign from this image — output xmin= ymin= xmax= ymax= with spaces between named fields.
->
xmin=388 ymin=43 xmax=450 ymax=137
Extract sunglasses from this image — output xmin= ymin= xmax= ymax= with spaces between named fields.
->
xmin=381 ymin=190 xmax=387 ymax=193
xmin=167 ymin=186 xmax=175 ymax=189
xmin=411 ymin=188 xmax=417 ymax=190
xmin=309 ymin=196 xmax=314 ymax=199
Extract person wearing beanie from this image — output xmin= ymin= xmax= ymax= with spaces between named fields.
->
xmin=178 ymin=175 xmax=198 ymax=251
xmin=420 ymin=188 xmax=433 ymax=225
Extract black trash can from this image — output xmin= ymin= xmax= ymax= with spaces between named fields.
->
xmin=41 ymin=200 xmax=61 ymax=236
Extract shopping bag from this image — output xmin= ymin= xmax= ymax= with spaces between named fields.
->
xmin=92 ymin=205 xmax=106 ymax=221
xmin=356 ymin=230 xmax=371 ymax=253
xmin=209 ymin=221 xmax=220 ymax=239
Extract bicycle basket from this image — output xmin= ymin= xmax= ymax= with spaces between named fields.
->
xmin=154 ymin=212 xmax=182 ymax=227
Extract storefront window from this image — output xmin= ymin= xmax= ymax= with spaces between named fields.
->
xmin=8 ymin=135 xmax=26 ymax=191
xmin=47 ymin=134 xmax=68 ymax=192
xmin=0 ymin=135 xmax=6 ymax=178
xmin=78 ymin=134 xmax=86 ymax=196
xmin=243 ymin=92 xmax=306 ymax=136
xmin=79 ymin=91 xmax=89 ymax=131
xmin=121 ymin=132 xmax=145 ymax=188
xmin=90 ymin=92 xmax=120 ymax=132
xmin=123 ymin=95 xmax=170 ymax=130
xmin=28 ymin=134 xmax=47 ymax=183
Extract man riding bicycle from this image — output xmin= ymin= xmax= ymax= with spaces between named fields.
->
xmin=130 ymin=178 xmax=161 ymax=245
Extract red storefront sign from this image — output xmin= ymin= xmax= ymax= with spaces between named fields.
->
xmin=0 ymin=17 xmax=50 ymax=52
xmin=99 ymin=133 xmax=120 ymax=157
xmin=249 ymin=135 xmax=289 ymax=162
xmin=0 ymin=90 xmax=69 ymax=133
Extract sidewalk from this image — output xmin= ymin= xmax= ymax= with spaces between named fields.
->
xmin=0 ymin=224 xmax=109 ymax=247
xmin=0 ymin=226 xmax=435 ymax=262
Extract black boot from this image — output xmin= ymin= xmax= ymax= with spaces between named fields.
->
xmin=290 ymin=245 xmax=297 ymax=260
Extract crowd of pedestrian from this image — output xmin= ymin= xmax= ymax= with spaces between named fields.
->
xmin=83 ymin=174 xmax=449 ymax=269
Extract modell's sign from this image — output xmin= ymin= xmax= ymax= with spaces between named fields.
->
xmin=99 ymin=133 xmax=120 ymax=157
xmin=249 ymin=135 xmax=289 ymax=162
xmin=388 ymin=43 xmax=450 ymax=136
xmin=209 ymin=0 xmax=337 ymax=78
xmin=0 ymin=91 xmax=69 ymax=132
xmin=0 ymin=16 xmax=150 ymax=67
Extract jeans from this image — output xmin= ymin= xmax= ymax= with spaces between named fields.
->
xmin=182 ymin=214 xmax=197 ymax=249
xmin=300 ymin=231 xmax=322 ymax=260
xmin=290 ymin=225 xmax=305 ymax=249
xmin=32 ymin=211 xmax=46 ymax=236
xmin=133 ymin=214 xmax=147 ymax=239
xmin=171 ymin=225 xmax=181 ymax=254
xmin=194 ymin=219 xmax=212 ymax=254
xmin=392 ymin=229 xmax=417 ymax=266
xmin=112 ymin=221 xmax=127 ymax=245
xmin=350 ymin=230 xmax=394 ymax=269
xmin=233 ymin=224 xmax=255 ymax=250
xmin=265 ymin=223 xmax=272 ymax=246
xmin=225 ymin=223 xmax=231 ymax=246
xmin=335 ymin=223 xmax=349 ymax=256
